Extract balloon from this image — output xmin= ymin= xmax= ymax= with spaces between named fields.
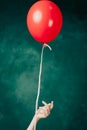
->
xmin=27 ymin=0 xmax=63 ymax=43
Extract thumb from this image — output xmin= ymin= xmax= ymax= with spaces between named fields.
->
xmin=49 ymin=101 xmax=54 ymax=110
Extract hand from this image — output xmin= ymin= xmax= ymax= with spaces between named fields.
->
xmin=36 ymin=101 xmax=54 ymax=120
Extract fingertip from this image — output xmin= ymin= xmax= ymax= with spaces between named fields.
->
xmin=50 ymin=101 xmax=54 ymax=109
xmin=51 ymin=101 xmax=54 ymax=104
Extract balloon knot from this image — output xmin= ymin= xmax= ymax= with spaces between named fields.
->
xmin=44 ymin=43 xmax=52 ymax=51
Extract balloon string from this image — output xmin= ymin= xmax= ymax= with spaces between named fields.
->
xmin=34 ymin=43 xmax=52 ymax=130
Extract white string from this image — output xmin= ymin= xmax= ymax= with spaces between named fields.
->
xmin=34 ymin=43 xmax=52 ymax=130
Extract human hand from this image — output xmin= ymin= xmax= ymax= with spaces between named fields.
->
xmin=36 ymin=101 xmax=54 ymax=120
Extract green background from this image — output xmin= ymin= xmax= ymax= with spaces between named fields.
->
xmin=0 ymin=0 xmax=87 ymax=130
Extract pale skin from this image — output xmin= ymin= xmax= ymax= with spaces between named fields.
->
xmin=27 ymin=101 xmax=54 ymax=130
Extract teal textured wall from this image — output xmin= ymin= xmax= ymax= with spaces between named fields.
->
xmin=0 ymin=0 xmax=87 ymax=130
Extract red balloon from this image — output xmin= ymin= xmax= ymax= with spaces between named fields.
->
xmin=27 ymin=0 xmax=63 ymax=43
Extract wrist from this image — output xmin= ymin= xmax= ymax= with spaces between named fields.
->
xmin=34 ymin=114 xmax=40 ymax=122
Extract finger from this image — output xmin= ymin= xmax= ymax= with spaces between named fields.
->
xmin=39 ymin=105 xmax=50 ymax=114
xmin=37 ymin=108 xmax=45 ymax=116
xmin=42 ymin=101 xmax=54 ymax=110
xmin=42 ymin=101 xmax=48 ymax=106
xmin=42 ymin=101 xmax=51 ymax=112
xmin=39 ymin=107 xmax=50 ymax=116
xmin=39 ymin=106 xmax=49 ymax=112
xmin=51 ymin=101 xmax=54 ymax=109
xmin=49 ymin=101 xmax=54 ymax=110
xmin=51 ymin=101 xmax=54 ymax=104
